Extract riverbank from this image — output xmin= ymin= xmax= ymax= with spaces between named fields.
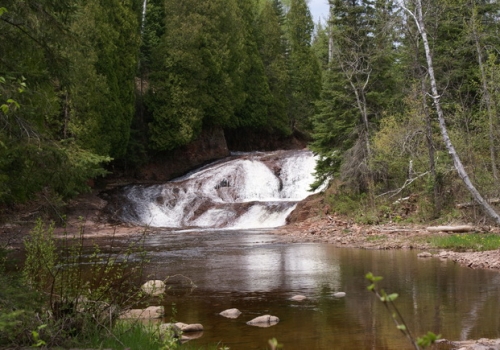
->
xmin=273 ymin=214 xmax=500 ymax=271
xmin=2 ymin=191 xmax=500 ymax=272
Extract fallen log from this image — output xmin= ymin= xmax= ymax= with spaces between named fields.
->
xmin=426 ymin=225 xmax=475 ymax=233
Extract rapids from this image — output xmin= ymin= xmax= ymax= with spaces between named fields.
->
xmin=114 ymin=149 xmax=318 ymax=229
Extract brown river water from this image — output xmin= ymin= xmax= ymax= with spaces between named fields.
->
xmin=94 ymin=228 xmax=500 ymax=350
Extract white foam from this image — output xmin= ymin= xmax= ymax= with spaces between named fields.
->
xmin=120 ymin=150 xmax=319 ymax=229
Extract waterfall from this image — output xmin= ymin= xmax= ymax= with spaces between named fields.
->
xmin=115 ymin=149 xmax=319 ymax=229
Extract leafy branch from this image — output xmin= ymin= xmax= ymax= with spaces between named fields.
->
xmin=366 ymin=272 xmax=440 ymax=349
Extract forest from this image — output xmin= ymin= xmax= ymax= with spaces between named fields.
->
xmin=1 ymin=0 xmax=500 ymax=224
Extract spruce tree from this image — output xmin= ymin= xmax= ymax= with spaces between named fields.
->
xmin=255 ymin=0 xmax=291 ymax=134
xmin=285 ymin=0 xmax=322 ymax=132
xmin=311 ymin=0 xmax=400 ymax=191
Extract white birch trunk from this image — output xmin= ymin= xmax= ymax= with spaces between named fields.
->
xmin=403 ymin=0 xmax=500 ymax=225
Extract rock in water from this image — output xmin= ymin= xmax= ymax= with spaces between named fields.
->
xmin=141 ymin=279 xmax=166 ymax=296
xmin=219 ymin=308 xmax=242 ymax=319
xmin=246 ymin=315 xmax=279 ymax=327
xmin=290 ymin=295 xmax=307 ymax=301
xmin=175 ymin=322 xmax=204 ymax=332
xmin=417 ymin=252 xmax=432 ymax=258
xmin=333 ymin=292 xmax=346 ymax=298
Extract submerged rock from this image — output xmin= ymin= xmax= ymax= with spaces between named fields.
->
xmin=219 ymin=308 xmax=242 ymax=319
xmin=141 ymin=280 xmax=166 ymax=296
xmin=290 ymin=295 xmax=307 ymax=301
xmin=417 ymin=252 xmax=432 ymax=258
xmin=246 ymin=315 xmax=279 ymax=327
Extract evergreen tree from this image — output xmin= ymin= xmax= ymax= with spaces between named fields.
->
xmin=147 ymin=0 xmax=245 ymax=151
xmin=255 ymin=0 xmax=291 ymax=134
xmin=285 ymin=0 xmax=322 ymax=131
xmin=67 ymin=0 xmax=140 ymax=159
xmin=231 ymin=0 xmax=274 ymax=130
xmin=311 ymin=0 xmax=400 ymax=191
xmin=0 ymin=1 xmax=112 ymax=204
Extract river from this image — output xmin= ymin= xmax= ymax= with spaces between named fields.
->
xmin=93 ymin=228 xmax=500 ymax=350
xmin=99 ymin=150 xmax=500 ymax=349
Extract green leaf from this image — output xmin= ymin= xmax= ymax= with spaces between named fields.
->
xmin=387 ymin=293 xmax=399 ymax=302
xmin=397 ymin=324 xmax=406 ymax=331
xmin=417 ymin=332 xmax=441 ymax=347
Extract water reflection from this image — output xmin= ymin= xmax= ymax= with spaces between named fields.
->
xmin=101 ymin=230 xmax=500 ymax=349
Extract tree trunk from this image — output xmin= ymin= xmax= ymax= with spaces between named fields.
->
xmin=403 ymin=0 xmax=500 ymax=225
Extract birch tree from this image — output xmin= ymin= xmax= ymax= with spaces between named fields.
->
xmin=401 ymin=0 xmax=500 ymax=224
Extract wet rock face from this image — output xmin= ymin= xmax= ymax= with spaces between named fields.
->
xmin=287 ymin=193 xmax=328 ymax=223
xmin=224 ymin=127 xmax=307 ymax=152
xmin=138 ymin=127 xmax=230 ymax=182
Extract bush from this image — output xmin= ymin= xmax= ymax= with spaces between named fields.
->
xmin=0 ymin=219 xmax=152 ymax=348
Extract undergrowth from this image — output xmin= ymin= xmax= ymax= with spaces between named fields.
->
xmin=1 ymin=218 xmax=153 ymax=348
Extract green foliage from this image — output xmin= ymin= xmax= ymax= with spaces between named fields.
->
xmin=0 ymin=1 xmax=129 ymax=207
xmin=13 ymin=219 xmax=153 ymax=348
xmin=146 ymin=0 xmax=245 ymax=151
xmin=23 ymin=219 xmax=57 ymax=291
xmin=286 ymin=0 xmax=321 ymax=131
xmin=311 ymin=0 xmax=401 ymax=192
xmin=86 ymin=321 xmax=178 ymax=350
xmin=268 ymin=337 xmax=284 ymax=350
xmin=256 ymin=0 xmax=291 ymax=134
xmin=428 ymin=233 xmax=500 ymax=251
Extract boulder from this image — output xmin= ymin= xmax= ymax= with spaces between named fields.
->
xmin=333 ymin=292 xmax=346 ymax=298
xmin=160 ymin=323 xmax=204 ymax=342
xmin=175 ymin=322 xmax=204 ymax=332
xmin=141 ymin=280 xmax=166 ymax=296
xmin=246 ymin=315 xmax=279 ymax=327
xmin=417 ymin=252 xmax=432 ymax=258
xmin=219 ymin=308 xmax=242 ymax=319
xmin=119 ymin=306 xmax=164 ymax=319
xmin=290 ymin=295 xmax=307 ymax=301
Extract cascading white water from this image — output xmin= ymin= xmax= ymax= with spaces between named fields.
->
xmin=117 ymin=149 xmax=319 ymax=229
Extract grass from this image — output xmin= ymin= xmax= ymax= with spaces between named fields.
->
xmin=428 ymin=233 xmax=500 ymax=251
xmin=83 ymin=320 xmax=229 ymax=350
xmin=84 ymin=321 xmax=169 ymax=349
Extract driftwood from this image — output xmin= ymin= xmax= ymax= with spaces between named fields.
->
xmin=426 ymin=225 xmax=475 ymax=233
xmin=456 ymin=198 xmax=500 ymax=209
